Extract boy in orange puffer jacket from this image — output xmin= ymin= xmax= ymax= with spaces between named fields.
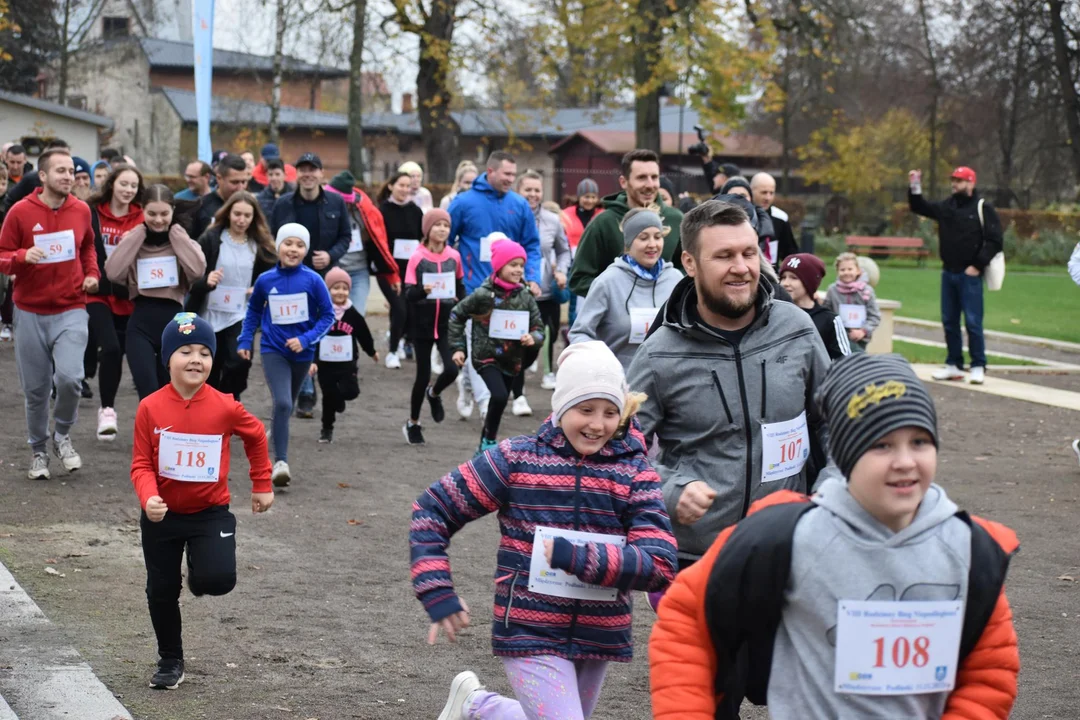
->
xmin=650 ymin=352 xmax=1018 ymax=720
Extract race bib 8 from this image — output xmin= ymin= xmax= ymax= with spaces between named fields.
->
xmin=267 ymin=292 xmax=309 ymax=325
xmin=34 ymin=230 xmax=76 ymax=264
xmin=158 ymin=431 xmax=222 ymax=483
xmin=488 ymin=309 xmax=530 ymax=340
xmin=207 ymin=285 xmax=247 ymax=314
xmin=137 ymin=256 xmax=179 ymax=290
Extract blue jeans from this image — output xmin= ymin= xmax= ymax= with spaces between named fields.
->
xmin=347 ymin=268 xmax=370 ymax=317
xmin=940 ymin=271 xmax=986 ymax=369
xmin=262 ymin=352 xmax=309 ymax=462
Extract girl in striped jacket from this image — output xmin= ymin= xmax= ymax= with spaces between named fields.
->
xmin=410 ymin=340 xmax=677 ymax=720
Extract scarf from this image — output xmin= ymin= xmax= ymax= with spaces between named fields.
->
xmin=835 ymin=279 xmax=872 ymax=302
xmin=325 ymin=185 xmax=356 ymax=204
xmin=333 ymin=299 xmax=353 ymax=321
xmin=623 ymin=254 xmax=664 ymax=281
xmin=493 ymin=275 xmax=520 ymax=292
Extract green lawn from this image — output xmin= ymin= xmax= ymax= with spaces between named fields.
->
xmin=890 ymin=339 xmax=1038 ymax=366
xmin=864 ymin=267 xmax=1080 ymax=344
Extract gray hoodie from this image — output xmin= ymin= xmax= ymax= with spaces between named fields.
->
xmin=627 ymin=275 xmax=839 ymax=560
xmin=535 ymin=207 xmax=571 ymax=300
xmin=769 ymin=477 xmax=971 ymax=718
xmin=568 ymin=256 xmax=682 ymax=369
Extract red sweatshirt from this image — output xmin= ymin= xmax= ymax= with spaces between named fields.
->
xmin=0 ymin=190 xmax=98 ymax=315
xmin=131 ymin=382 xmax=272 ymax=514
xmin=90 ymin=202 xmax=142 ymax=315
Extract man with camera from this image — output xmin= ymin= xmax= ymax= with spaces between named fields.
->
xmin=689 ymin=126 xmax=740 ymax=194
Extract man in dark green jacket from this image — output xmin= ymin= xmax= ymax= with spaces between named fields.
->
xmin=569 ymin=149 xmax=683 ymax=298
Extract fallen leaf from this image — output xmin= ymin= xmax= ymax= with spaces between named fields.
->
xmin=248 ymin=565 xmax=261 ymax=571
xmin=346 ymin=519 xmax=363 ymax=526
xmin=44 ymin=566 xmax=65 ymax=578
xmin=45 ymin=558 xmax=57 ymax=563
xmin=1058 ymin=575 xmax=1075 ymax=582
xmin=337 ymin=482 xmax=351 ymax=489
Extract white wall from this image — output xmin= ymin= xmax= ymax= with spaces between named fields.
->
xmin=0 ymin=102 xmax=101 ymax=164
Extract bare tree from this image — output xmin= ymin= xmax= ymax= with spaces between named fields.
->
xmin=347 ymin=0 xmax=366 ymax=177
xmin=1048 ymin=0 xmax=1080 ymax=188
xmin=52 ymin=0 xmax=107 ymax=104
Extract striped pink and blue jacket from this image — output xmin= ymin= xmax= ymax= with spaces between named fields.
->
xmin=410 ymin=417 xmax=677 ymax=662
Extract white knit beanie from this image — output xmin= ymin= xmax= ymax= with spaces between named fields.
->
xmin=276 ymin=222 xmax=310 ymax=253
xmin=552 ymin=341 xmax=627 ymax=425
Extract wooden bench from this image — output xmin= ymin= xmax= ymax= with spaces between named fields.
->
xmin=845 ymin=236 xmax=930 ymax=266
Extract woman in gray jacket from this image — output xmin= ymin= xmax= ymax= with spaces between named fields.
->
xmin=569 ymin=208 xmax=682 ymax=369
xmin=516 ymin=171 xmax=571 ymax=399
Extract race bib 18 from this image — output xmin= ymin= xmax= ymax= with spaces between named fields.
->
xmin=834 ymin=600 xmax=963 ymax=696
xmin=488 ymin=309 xmax=530 ymax=340
xmin=393 ymin=239 xmax=419 ymax=260
xmin=839 ymin=303 xmax=867 ymax=329
xmin=33 ymin=230 xmax=76 ymax=264
xmin=207 ymin=285 xmax=247 ymax=314
xmin=629 ymin=307 xmax=659 ymax=345
xmin=137 ymin=256 xmax=179 ymax=290
xmin=267 ymin=292 xmax=309 ymax=325
xmin=760 ymin=411 xmax=809 ymax=483
xmin=158 ymin=431 xmax=222 ymax=483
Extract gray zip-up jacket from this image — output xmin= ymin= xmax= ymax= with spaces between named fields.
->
xmin=627 ymin=275 xmax=837 ymax=560
xmin=569 ymin=256 xmax=682 ymax=369
xmin=535 ymin=207 xmax=571 ymax=300
xmin=823 ymin=282 xmax=881 ymax=339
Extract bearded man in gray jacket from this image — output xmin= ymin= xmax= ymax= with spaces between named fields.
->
xmin=627 ymin=199 xmax=838 ymax=568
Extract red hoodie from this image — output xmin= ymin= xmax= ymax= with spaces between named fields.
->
xmin=90 ymin=201 xmax=142 ymax=315
xmin=131 ymin=382 xmax=272 ymax=514
xmin=0 ymin=189 xmax=99 ymax=315
xmin=252 ymin=161 xmax=297 ymax=187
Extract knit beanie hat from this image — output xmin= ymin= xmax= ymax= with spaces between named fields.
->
xmin=422 ymin=208 xmax=451 ymax=239
xmin=161 ymin=312 xmax=216 ymax=368
xmin=816 ymin=353 xmax=939 ymax=479
xmin=325 ymin=266 xmax=351 ymax=290
xmin=780 ymin=253 xmax=827 ymax=296
xmin=329 ymin=171 xmax=356 ymax=195
xmin=276 ymin=223 xmax=310 ymax=253
xmin=577 ymin=178 xmax=599 ymax=197
xmin=622 ymin=210 xmax=664 ymax=249
xmin=490 ymin=238 xmax=526 ymax=274
xmin=659 ymin=176 xmax=675 ymax=198
xmin=552 ymin=341 xmax=627 ymax=425
xmin=721 ymin=177 xmax=753 ymax=197
xmin=72 ymin=157 xmax=90 ymax=177
xmin=398 ymin=161 xmax=422 ymax=176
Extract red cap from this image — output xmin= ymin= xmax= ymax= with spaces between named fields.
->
xmin=950 ymin=166 xmax=976 ymax=184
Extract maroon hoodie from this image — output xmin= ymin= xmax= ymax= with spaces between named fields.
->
xmin=0 ymin=189 xmax=98 ymax=315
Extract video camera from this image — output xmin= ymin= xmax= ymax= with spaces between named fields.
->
xmin=687 ymin=125 xmax=709 ymax=157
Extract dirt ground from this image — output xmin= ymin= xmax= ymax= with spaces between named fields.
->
xmin=0 ymin=314 xmax=1078 ymax=719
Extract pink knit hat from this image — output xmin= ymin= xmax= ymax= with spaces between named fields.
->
xmin=324 ymin=266 xmax=352 ymax=290
xmin=422 ymin=208 xmax=451 ymax=240
xmin=490 ymin=238 xmax=526 ymax=274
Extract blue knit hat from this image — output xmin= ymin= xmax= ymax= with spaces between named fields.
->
xmin=161 ymin=312 xmax=217 ymax=368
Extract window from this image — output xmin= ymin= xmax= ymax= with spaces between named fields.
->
xmin=102 ymin=16 xmax=129 ymax=39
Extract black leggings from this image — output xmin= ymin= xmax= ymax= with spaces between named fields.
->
xmin=509 ymin=343 xmax=543 ymax=399
xmin=208 ymin=321 xmax=251 ymax=400
xmin=141 ymin=505 xmax=237 ymax=661
xmin=317 ymin=367 xmax=352 ymax=429
xmin=127 ymin=297 xmax=182 ymax=400
xmin=536 ymin=298 xmax=562 ymax=373
xmin=86 ymin=303 xmax=128 ymax=408
xmin=377 ymin=274 xmax=407 ymax=352
xmin=410 ymin=336 xmax=458 ymax=421
xmin=479 ymin=346 xmax=540 ymax=441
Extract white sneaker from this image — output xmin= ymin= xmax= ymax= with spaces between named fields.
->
xmin=541 ymin=372 xmax=557 ymax=390
xmin=512 ymin=395 xmax=533 ymax=417
xmin=385 ymin=352 xmax=402 ymax=369
xmin=1071 ymin=439 xmax=1080 ymax=468
xmin=272 ymin=460 xmax=291 ymax=487
xmin=28 ymin=452 xmax=50 ymax=480
xmin=968 ymin=366 xmax=985 ymax=385
xmin=455 ymin=374 xmax=474 ymax=419
xmin=97 ymin=407 xmax=118 ymax=441
xmin=527 ymin=360 xmax=539 ymax=374
xmin=479 ymin=397 xmax=489 ymax=421
xmin=931 ymin=365 xmax=965 ymax=381
xmin=432 ymin=347 xmax=444 ymax=375
xmin=437 ymin=671 xmax=484 ymax=720
xmin=0 ymin=325 xmax=11 ymax=342
xmin=53 ymin=434 xmax=81 ymax=472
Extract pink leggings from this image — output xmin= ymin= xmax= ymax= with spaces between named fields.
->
xmin=468 ymin=655 xmax=609 ymax=719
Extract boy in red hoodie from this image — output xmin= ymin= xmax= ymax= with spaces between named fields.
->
xmin=131 ymin=312 xmax=274 ymax=690
xmin=0 ymin=149 xmax=98 ymax=480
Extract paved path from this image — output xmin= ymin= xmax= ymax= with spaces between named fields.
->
xmin=912 ymin=364 xmax=1080 ymax=412
xmin=0 ymin=561 xmax=132 ymax=719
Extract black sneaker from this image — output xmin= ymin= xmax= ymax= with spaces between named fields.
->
xmin=403 ymin=421 xmax=425 ymax=445
xmin=295 ymin=393 xmax=315 ymax=419
xmin=150 ymin=658 xmax=185 ymax=690
xmin=80 ymin=379 xmax=93 ymax=399
xmin=319 ymin=426 xmax=333 ymax=443
xmin=404 ymin=342 xmax=414 ymax=361
xmin=427 ymin=387 xmax=445 ymax=423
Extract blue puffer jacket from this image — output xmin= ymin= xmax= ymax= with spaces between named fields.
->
xmin=448 ymin=173 xmax=542 ymax=293
xmin=410 ymin=418 xmax=677 ymax=662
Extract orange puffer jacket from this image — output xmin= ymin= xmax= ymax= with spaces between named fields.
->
xmin=649 ymin=491 xmax=1019 ymax=720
